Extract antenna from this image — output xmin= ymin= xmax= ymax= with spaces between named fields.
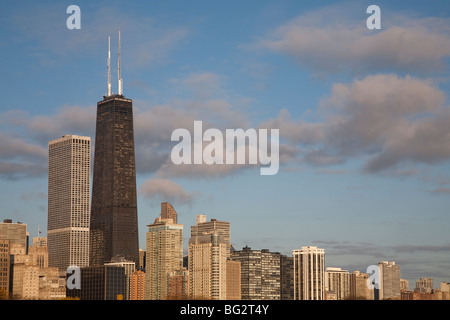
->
xmin=107 ymin=36 xmax=111 ymax=96
xmin=118 ymin=26 xmax=123 ymax=95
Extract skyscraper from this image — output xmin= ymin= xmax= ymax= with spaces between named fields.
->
xmin=145 ymin=216 xmax=183 ymax=300
xmin=90 ymin=31 xmax=139 ymax=266
xmin=378 ymin=261 xmax=400 ymax=300
xmin=231 ymin=246 xmax=281 ymax=300
xmin=48 ymin=135 xmax=90 ymax=270
xmin=325 ymin=267 xmax=350 ymax=300
xmin=293 ymin=246 xmax=325 ymax=300
xmin=189 ymin=230 xmax=228 ymax=300
xmin=191 ymin=215 xmax=231 ymax=258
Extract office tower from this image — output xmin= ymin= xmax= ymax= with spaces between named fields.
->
xmin=90 ymin=31 xmax=139 ymax=266
xmin=293 ymin=246 xmax=325 ymax=300
xmin=130 ymin=270 xmax=145 ymax=300
xmin=191 ymin=214 xmax=231 ymax=258
xmin=161 ymin=202 xmax=178 ymax=224
xmin=66 ymin=265 xmax=127 ymax=300
xmin=378 ymin=261 xmax=400 ymax=300
xmin=415 ymin=278 xmax=433 ymax=294
xmin=105 ymin=256 xmax=136 ymax=300
xmin=231 ymin=246 xmax=281 ymax=300
xmin=400 ymin=278 xmax=409 ymax=292
xmin=48 ymin=135 xmax=91 ymax=270
xmin=0 ymin=219 xmax=29 ymax=252
xmin=325 ymin=267 xmax=350 ymax=300
xmin=0 ymin=240 xmax=10 ymax=295
xmin=189 ymin=230 xmax=228 ymax=300
xmin=280 ymin=255 xmax=294 ymax=300
xmin=226 ymin=260 xmax=241 ymax=300
xmin=167 ymin=268 xmax=189 ymax=299
xmin=145 ymin=217 xmax=183 ymax=300
xmin=350 ymin=271 xmax=374 ymax=300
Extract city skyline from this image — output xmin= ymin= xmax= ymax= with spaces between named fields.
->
xmin=1 ymin=0 xmax=450 ymax=289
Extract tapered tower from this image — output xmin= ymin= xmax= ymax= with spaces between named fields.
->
xmin=90 ymin=30 xmax=139 ymax=266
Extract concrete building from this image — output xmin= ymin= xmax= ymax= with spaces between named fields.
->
xmin=231 ymin=246 xmax=281 ymax=300
xmin=48 ymin=135 xmax=91 ymax=270
xmin=191 ymin=215 xmax=231 ymax=258
xmin=400 ymin=278 xmax=409 ymax=292
xmin=145 ymin=216 xmax=183 ymax=300
xmin=350 ymin=271 xmax=374 ymax=300
xmin=0 ymin=219 xmax=28 ymax=252
xmin=226 ymin=259 xmax=241 ymax=300
xmin=280 ymin=255 xmax=294 ymax=300
xmin=189 ymin=230 xmax=228 ymax=300
xmin=0 ymin=240 xmax=10 ymax=296
xmin=378 ymin=261 xmax=401 ymax=300
xmin=325 ymin=267 xmax=350 ymax=300
xmin=130 ymin=270 xmax=145 ymax=300
xmin=167 ymin=268 xmax=189 ymax=299
xmin=415 ymin=278 xmax=433 ymax=294
xmin=293 ymin=246 xmax=325 ymax=300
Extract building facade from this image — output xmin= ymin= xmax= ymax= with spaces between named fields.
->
xmin=231 ymin=246 xmax=281 ymax=300
xmin=145 ymin=217 xmax=184 ymax=300
xmin=378 ymin=261 xmax=401 ymax=300
xmin=293 ymin=246 xmax=325 ymax=300
xmin=189 ymin=230 xmax=228 ymax=300
xmin=350 ymin=271 xmax=374 ymax=300
xmin=325 ymin=267 xmax=351 ymax=300
xmin=48 ymin=135 xmax=91 ymax=270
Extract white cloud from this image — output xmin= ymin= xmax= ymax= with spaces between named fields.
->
xmin=258 ymin=7 xmax=450 ymax=75
xmin=138 ymin=178 xmax=196 ymax=206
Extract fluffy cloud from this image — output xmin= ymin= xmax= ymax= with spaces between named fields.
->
xmin=259 ymin=8 xmax=450 ymax=75
xmin=138 ymin=178 xmax=196 ymax=206
xmin=263 ymin=74 xmax=450 ymax=173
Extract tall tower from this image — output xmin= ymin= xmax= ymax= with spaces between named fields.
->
xmin=48 ymin=135 xmax=91 ymax=270
xmin=293 ymin=246 xmax=325 ymax=300
xmin=90 ymin=30 xmax=139 ymax=266
xmin=145 ymin=217 xmax=183 ymax=300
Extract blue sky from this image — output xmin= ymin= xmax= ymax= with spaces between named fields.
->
xmin=1 ymin=0 xmax=450 ymax=288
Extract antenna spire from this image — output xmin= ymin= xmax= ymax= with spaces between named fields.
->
xmin=118 ymin=26 xmax=123 ymax=95
xmin=107 ymin=36 xmax=111 ymax=96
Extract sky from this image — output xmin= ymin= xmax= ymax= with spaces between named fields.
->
xmin=1 ymin=0 xmax=450 ymax=289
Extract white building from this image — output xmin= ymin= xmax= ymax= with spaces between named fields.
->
xmin=293 ymin=246 xmax=325 ymax=300
xmin=48 ymin=135 xmax=91 ymax=270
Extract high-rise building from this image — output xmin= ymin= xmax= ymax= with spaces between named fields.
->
xmin=189 ymin=230 xmax=228 ymax=300
xmin=400 ymin=278 xmax=409 ymax=292
xmin=145 ymin=216 xmax=183 ymax=300
xmin=350 ymin=271 xmax=374 ymax=300
xmin=325 ymin=267 xmax=350 ymax=300
xmin=0 ymin=240 xmax=10 ymax=295
xmin=231 ymin=246 xmax=281 ymax=300
xmin=226 ymin=260 xmax=241 ymax=300
xmin=90 ymin=31 xmax=139 ymax=266
xmin=378 ymin=261 xmax=401 ymax=300
xmin=280 ymin=255 xmax=294 ymax=300
xmin=415 ymin=278 xmax=433 ymax=294
xmin=191 ymin=215 xmax=231 ymax=258
xmin=167 ymin=268 xmax=189 ymax=299
xmin=293 ymin=246 xmax=325 ymax=300
xmin=48 ymin=135 xmax=91 ymax=270
xmin=130 ymin=270 xmax=145 ymax=300
xmin=161 ymin=202 xmax=178 ymax=224
xmin=0 ymin=219 xmax=29 ymax=252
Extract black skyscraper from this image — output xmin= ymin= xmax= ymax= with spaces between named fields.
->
xmin=90 ymin=31 xmax=139 ymax=266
